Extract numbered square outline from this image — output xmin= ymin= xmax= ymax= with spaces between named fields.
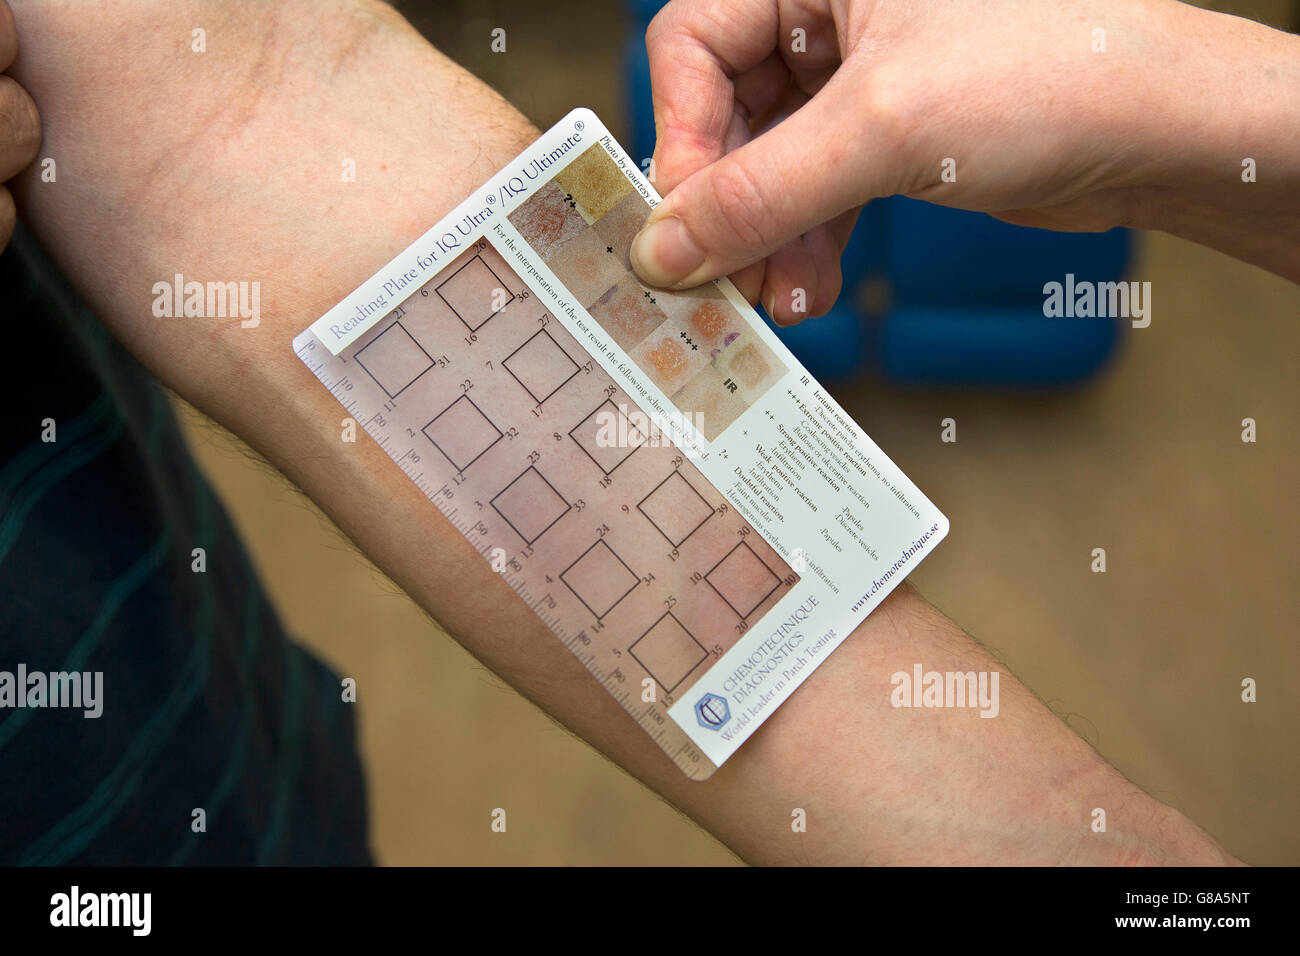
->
xmin=490 ymin=465 xmax=572 ymax=546
xmin=568 ymin=398 xmax=645 ymax=476
xmin=435 ymin=253 xmax=517 ymax=332
xmin=636 ymin=469 xmax=716 ymax=549
xmin=502 ymin=326 xmax=581 ymax=405
xmin=704 ymin=540 xmax=782 ymax=619
xmin=560 ymin=539 xmax=640 ymax=620
xmin=628 ymin=611 xmax=709 ymax=695
xmin=353 ymin=320 xmax=435 ymax=399
xmin=421 ymin=393 xmax=503 ymax=473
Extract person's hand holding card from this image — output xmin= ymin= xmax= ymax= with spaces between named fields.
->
xmin=631 ymin=0 xmax=1300 ymax=321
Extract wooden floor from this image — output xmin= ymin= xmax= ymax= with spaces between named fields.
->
xmin=174 ymin=0 xmax=1300 ymax=865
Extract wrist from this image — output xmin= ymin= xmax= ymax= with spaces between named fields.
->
xmin=1106 ymin=804 xmax=1243 ymax=867
xmin=1119 ymin=2 xmax=1300 ymax=277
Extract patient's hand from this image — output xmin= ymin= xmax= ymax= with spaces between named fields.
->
xmin=0 ymin=0 xmax=39 ymax=252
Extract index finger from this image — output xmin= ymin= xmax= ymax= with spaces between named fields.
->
xmin=645 ymin=0 xmax=780 ymax=194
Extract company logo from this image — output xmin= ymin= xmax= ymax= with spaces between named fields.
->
xmin=50 ymin=886 xmax=151 ymax=936
xmin=694 ymin=692 xmax=729 ymax=730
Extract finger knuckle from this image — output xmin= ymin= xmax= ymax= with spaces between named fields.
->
xmin=645 ymin=6 xmax=673 ymax=48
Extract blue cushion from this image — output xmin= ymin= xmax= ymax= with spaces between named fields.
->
xmin=887 ymin=197 xmax=1131 ymax=305
xmin=880 ymin=304 xmax=1122 ymax=385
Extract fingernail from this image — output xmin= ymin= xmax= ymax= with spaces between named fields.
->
xmin=630 ymin=215 xmax=705 ymax=287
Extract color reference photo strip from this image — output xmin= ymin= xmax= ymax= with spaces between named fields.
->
xmin=508 ymin=144 xmax=786 ymax=441
xmin=297 ymin=237 xmax=797 ymax=779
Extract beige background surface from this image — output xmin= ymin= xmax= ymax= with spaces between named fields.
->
xmin=174 ymin=0 xmax=1299 ymax=864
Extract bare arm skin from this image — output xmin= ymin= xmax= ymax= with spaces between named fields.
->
xmin=8 ymin=0 xmax=1237 ymax=864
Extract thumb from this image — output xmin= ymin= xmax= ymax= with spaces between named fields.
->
xmin=631 ymin=82 xmax=881 ymax=289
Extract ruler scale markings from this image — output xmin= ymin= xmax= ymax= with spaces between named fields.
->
xmin=303 ymin=309 xmax=736 ymax=778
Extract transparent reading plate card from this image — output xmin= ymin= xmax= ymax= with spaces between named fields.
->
xmin=293 ymin=109 xmax=948 ymax=779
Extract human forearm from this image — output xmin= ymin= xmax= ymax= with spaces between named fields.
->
xmin=952 ymin=0 xmax=1300 ymax=281
xmin=9 ymin=0 xmax=1237 ymax=864
xmin=1087 ymin=0 xmax=1300 ymax=281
